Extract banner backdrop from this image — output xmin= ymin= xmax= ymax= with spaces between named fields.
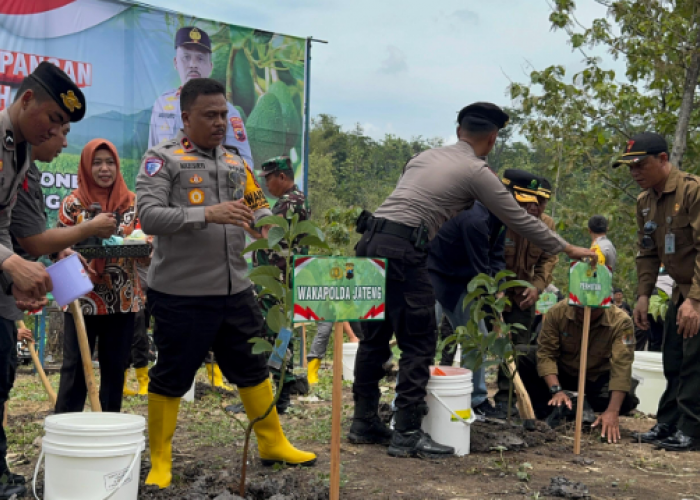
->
xmin=0 ymin=0 xmax=307 ymax=225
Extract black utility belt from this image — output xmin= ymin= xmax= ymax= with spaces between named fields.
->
xmin=355 ymin=210 xmax=429 ymax=250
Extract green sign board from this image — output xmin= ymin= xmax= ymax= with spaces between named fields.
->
xmin=291 ymin=256 xmax=387 ymax=322
xmin=568 ymin=261 xmax=612 ymax=308
xmin=536 ymin=292 xmax=558 ymax=315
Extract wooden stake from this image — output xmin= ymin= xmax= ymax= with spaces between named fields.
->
xmin=301 ymin=324 xmax=307 ymax=368
xmin=18 ymin=321 xmax=57 ymax=406
xmin=573 ymin=306 xmax=592 ymax=455
xmin=506 ymin=359 xmax=536 ymax=420
xmin=2 ymin=402 xmax=6 ymax=428
xmin=330 ymin=322 xmax=343 ymax=500
xmin=69 ymin=300 xmax=101 ymax=412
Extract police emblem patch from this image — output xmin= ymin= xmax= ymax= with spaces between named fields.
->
xmin=145 ymin=157 xmax=164 ymax=177
xmin=181 ymin=137 xmax=194 ymax=152
xmin=188 ymin=188 xmax=204 ymax=205
xmin=230 ymin=117 xmax=246 ymax=142
xmin=190 ymin=174 xmax=203 ymax=184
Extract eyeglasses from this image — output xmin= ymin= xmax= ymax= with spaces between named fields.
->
xmin=641 ymin=220 xmax=658 ymax=249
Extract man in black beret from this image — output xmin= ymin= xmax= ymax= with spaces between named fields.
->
xmin=350 ymin=102 xmax=595 ymax=459
xmin=0 ymin=61 xmax=86 ymax=498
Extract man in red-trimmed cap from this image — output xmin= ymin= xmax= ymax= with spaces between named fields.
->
xmin=618 ymin=132 xmax=700 ymax=451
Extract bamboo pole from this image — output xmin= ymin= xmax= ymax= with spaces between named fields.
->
xmin=69 ymin=301 xmax=101 ymax=412
xmin=573 ymin=306 xmax=592 ymax=455
xmin=330 ymin=322 xmax=343 ymax=500
xmin=18 ymin=321 xmax=57 ymax=406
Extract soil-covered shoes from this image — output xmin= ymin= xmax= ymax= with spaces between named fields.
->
xmin=632 ymin=423 xmax=676 ymax=444
xmin=473 ymin=400 xmax=507 ymax=420
xmin=348 ymin=394 xmax=393 ymax=445
xmin=388 ymin=404 xmax=454 ymax=458
xmin=656 ymin=430 xmax=700 ymax=451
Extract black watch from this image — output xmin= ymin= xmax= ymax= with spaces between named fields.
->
xmin=549 ymin=385 xmax=563 ymax=395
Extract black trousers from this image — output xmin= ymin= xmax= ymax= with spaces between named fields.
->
xmin=147 ymin=287 xmax=269 ymax=398
xmin=56 ymin=312 xmax=135 ymax=413
xmin=0 ymin=319 xmax=17 ymax=467
xmin=517 ymin=349 xmax=638 ymax=419
xmin=657 ymin=297 xmax=700 ymax=437
xmin=635 ymin=314 xmax=663 ymax=352
xmin=354 ymin=232 xmax=436 ymax=409
xmin=495 ymin=304 xmax=536 ymax=402
xmin=128 ymin=308 xmax=151 ymax=369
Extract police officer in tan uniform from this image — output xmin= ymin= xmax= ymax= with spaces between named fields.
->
xmin=350 ymin=102 xmax=595 ymax=459
xmin=494 ymin=170 xmax=559 ymax=414
xmin=136 ymin=78 xmax=315 ymax=490
xmin=517 ymin=300 xmax=637 ymax=442
xmin=616 ymin=132 xmax=700 ymax=451
xmin=0 ymin=61 xmax=86 ymax=498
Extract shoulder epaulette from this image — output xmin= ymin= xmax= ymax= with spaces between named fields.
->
xmin=402 ymin=152 xmax=423 ymax=174
xmin=223 ymin=144 xmax=241 ymax=156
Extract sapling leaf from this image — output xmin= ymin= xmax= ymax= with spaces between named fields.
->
xmin=267 ymin=226 xmax=286 ymax=248
xmin=252 ymin=276 xmax=285 ymax=300
xmin=255 ymin=215 xmax=289 ymax=232
xmin=494 ymin=269 xmax=516 ymax=282
xmin=298 ymin=235 xmax=330 ymax=249
xmin=248 ymin=265 xmax=282 ymax=279
xmin=498 ymin=280 xmax=534 ymax=292
xmin=248 ymin=337 xmax=274 ymax=355
xmin=266 ymin=306 xmax=285 ymax=334
xmin=242 ymin=238 xmax=270 ymax=255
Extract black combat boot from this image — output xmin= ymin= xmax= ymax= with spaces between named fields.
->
xmin=632 ymin=423 xmax=676 ymax=444
xmin=347 ymin=393 xmax=393 ymax=445
xmin=388 ymin=404 xmax=454 ymax=458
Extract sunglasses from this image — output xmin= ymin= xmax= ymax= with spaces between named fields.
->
xmin=641 ymin=220 xmax=658 ymax=249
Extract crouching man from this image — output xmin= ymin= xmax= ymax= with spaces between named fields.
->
xmin=517 ymin=300 xmax=638 ymax=442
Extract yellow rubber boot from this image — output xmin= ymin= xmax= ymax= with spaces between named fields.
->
xmin=145 ymin=393 xmax=180 ymax=489
xmin=239 ymin=380 xmax=317 ymax=466
xmin=205 ymin=362 xmax=235 ymax=391
xmin=136 ymin=366 xmax=150 ymax=396
xmin=123 ymin=370 xmax=136 ymax=397
xmin=307 ymin=358 xmax=321 ymax=385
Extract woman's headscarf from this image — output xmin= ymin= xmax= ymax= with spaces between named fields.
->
xmin=72 ymin=139 xmax=134 ymax=277
xmin=73 ymin=139 xmax=133 ymax=213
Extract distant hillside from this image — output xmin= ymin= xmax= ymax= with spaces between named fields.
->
xmin=67 ymin=108 xmax=151 ymax=160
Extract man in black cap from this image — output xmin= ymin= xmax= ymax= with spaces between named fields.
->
xmin=148 ymin=26 xmax=253 ymax=168
xmin=0 ymin=61 xmax=86 ymax=498
xmin=616 ymin=132 xmax=700 ymax=451
xmin=493 ymin=169 xmax=559 ymax=415
xmin=349 ymin=102 xmax=595 ymax=459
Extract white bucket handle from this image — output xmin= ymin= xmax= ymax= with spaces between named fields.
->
xmin=33 ymin=444 xmax=141 ymax=500
xmin=429 ymin=389 xmax=477 ymax=426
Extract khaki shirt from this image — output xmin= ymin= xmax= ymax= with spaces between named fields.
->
xmin=136 ymin=130 xmax=272 ymax=296
xmin=537 ymin=301 xmax=635 ymax=392
xmin=504 ymin=213 xmax=559 ymax=309
xmin=636 ymin=167 xmax=700 ymax=303
xmin=373 ymin=141 xmax=567 ymax=253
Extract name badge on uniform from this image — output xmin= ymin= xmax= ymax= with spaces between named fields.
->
xmin=505 ymin=238 xmax=515 ymax=247
xmin=665 ymin=233 xmax=676 ymax=254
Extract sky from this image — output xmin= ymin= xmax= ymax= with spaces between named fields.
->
xmin=137 ymin=0 xmax=614 ymax=144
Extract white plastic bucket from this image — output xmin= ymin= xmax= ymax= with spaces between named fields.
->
xmin=342 ymin=343 xmax=359 ymax=381
xmin=46 ymin=254 xmax=94 ymax=307
xmin=422 ymin=366 xmax=475 ymax=456
xmin=182 ymin=380 xmax=196 ymax=402
xmin=632 ymin=351 xmax=665 ymax=415
xmin=34 ymin=413 xmax=146 ymax=500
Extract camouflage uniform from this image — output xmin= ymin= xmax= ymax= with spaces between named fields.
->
xmin=254 ymin=184 xmax=309 ymax=382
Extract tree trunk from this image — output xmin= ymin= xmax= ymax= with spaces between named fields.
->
xmin=671 ymin=7 xmax=700 ymax=169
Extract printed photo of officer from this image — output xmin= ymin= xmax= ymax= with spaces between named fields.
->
xmin=148 ymin=26 xmax=254 ymax=167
